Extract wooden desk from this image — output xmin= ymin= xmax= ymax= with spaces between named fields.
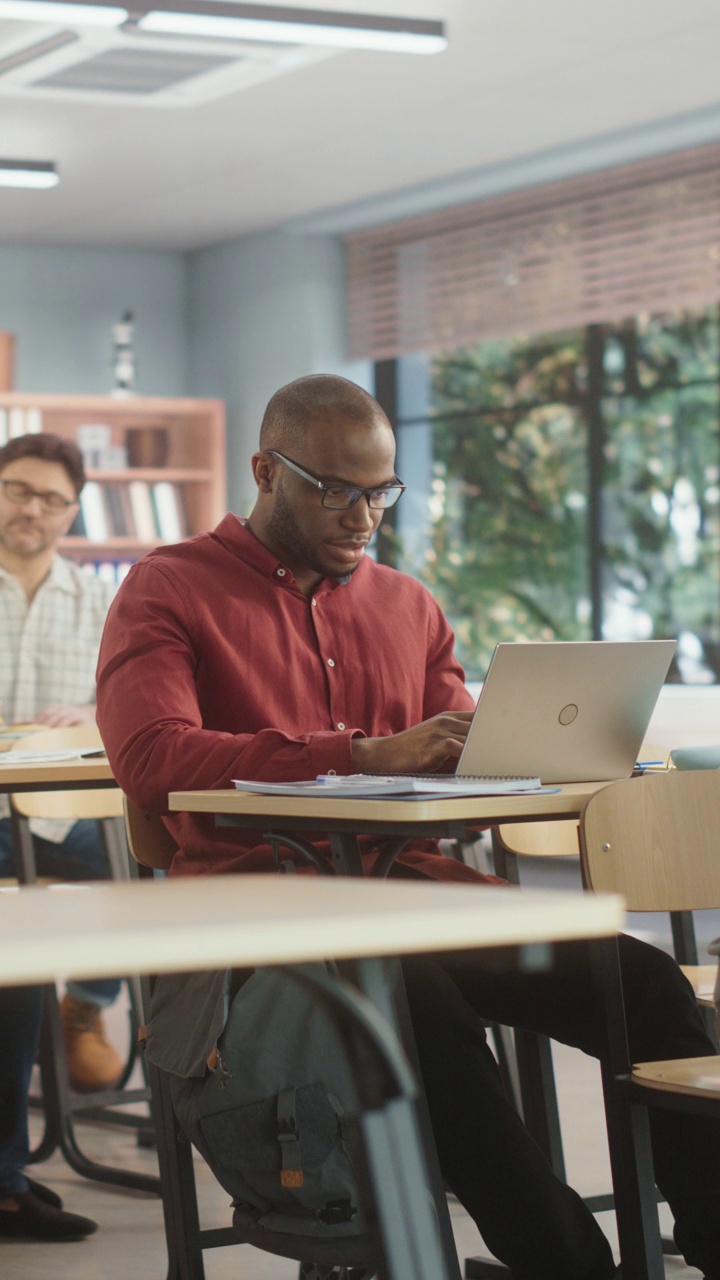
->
xmin=0 ymin=876 xmax=623 ymax=1280
xmin=168 ymin=780 xmax=610 ymax=831
xmin=0 ymin=874 xmax=623 ymax=988
xmin=0 ymin=755 xmax=116 ymax=794
xmin=168 ymin=782 xmax=611 ymax=877
xmin=165 ymin=786 xmax=624 ymax=1278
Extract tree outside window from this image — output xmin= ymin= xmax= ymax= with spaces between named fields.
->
xmin=384 ymin=306 xmax=720 ymax=683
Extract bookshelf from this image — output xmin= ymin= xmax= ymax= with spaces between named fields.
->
xmin=0 ymin=393 xmax=225 ymax=573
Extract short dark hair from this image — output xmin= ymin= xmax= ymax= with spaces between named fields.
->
xmin=0 ymin=433 xmax=86 ymax=497
xmin=260 ymin=375 xmax=389 ymax=452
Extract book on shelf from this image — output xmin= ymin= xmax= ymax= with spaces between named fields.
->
xmin=79 ymin=481 xmax=110 ymax=542
xmin=95 ymin=560 xmax=118 ymax=584
xmin=118 ymin=484 xmax=136 ymax=536
xmin=67 ymin=506 xmax=86 ymax=537
xmin=151 ymin=481 xmax=187 ymax=541
xmin=128 ymin=480 xmax=158 ymax=541
xmin=8 ymin=407 xmax=25 ymax=439
xmin=1 ymin=406 xmax=42 ymax=438
xmin=232 ymin=774 xmax=545 ymax=798
xmin=103 ymin=484 xmax=129 ymax=537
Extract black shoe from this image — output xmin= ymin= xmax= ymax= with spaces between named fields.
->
xmin=0 ymin=1190 xmax=97 ymax=1241
xmin=24 ymin=1178 xmax=63 ymax=1210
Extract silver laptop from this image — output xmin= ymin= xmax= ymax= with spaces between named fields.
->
xmin=457 ymin=640 xmax=676 ymax=784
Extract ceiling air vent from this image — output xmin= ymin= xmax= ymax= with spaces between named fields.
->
xmin=0 ymin=21 xmax=334 ymax=106
xmin=33 ymin=45 xmax=238 ymax=93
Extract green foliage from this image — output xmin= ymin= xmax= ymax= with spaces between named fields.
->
xmin=419 ymin=330 xmax=590 ymax=677
xmin=393 ymin=307 xmax=720 ymax=682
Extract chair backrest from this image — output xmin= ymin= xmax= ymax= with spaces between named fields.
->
xmin=495 ymin=741 xmax=669 ymax=862
xmin=579 ymin=770 xmax=720 ymax=913
xmin=10 ymin=724 xmax=124 ymax=820
xmin=123 ymin=795 xmax=178 ymax=871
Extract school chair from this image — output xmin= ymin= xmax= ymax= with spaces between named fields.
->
xmin=481 ymin=739 xmax=707 ymax=1264
xmin=10 ymin=724 xmax=159 ymax=1193
xmin=579 ymin=769 xmax=720 ymax=1280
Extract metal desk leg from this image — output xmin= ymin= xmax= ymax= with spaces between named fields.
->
xmin=590 ymin=935 xmax=665 ymax=1280
xmin=352 ymin=956 xmax=463 ymax=1280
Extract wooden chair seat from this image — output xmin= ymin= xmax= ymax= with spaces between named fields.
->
xmin=632 ymin=1055 xmax=720 ymax=1098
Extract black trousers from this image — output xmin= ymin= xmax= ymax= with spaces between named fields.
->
xmin=402 ymin=934 xmax=720 ymax=1280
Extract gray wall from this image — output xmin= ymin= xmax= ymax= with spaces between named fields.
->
xmin=188 ymin=229 xmax=370 ymax=514
xmin=0 ymin=246 xmax=190 ymax=396
xmin=0 ymin=232 xmax=369 ymax=516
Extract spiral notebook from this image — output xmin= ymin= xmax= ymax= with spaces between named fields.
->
xmin=233 ymin=774 xmax=544 ymax=798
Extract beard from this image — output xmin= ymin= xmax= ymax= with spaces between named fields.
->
xmin=0 ymin=518 xmax=52 ymax=557
xmin=265 ymin=484 xmax=358 ymax=582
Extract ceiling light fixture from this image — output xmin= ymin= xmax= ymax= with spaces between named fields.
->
xmin=0 ymin=0 xmax=445 ymax=54
xmin=0 ymin=0 xmax=127 ymax=25
xmin=137 ymin=3 xmax=446 ymax=54
xmin=0 ymin=160 xmax=59 ymax=188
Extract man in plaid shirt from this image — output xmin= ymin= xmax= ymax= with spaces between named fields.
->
xmin=0 ymin=433 xmax=118 ymax=1242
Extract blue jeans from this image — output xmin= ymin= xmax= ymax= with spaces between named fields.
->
xmin=0 ymin=986 xmax=44 ymax=1196
xmin=0 ymin=818 xmax=121 ymax=1006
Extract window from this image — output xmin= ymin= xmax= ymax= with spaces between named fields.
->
xmin=379 ymin=305 xmax=720 ymax=684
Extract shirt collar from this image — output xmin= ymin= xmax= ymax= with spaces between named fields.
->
xmin=0 ymin=554 xmax=79 ymax=596
xmin=212 ymin=514 xmax=354 ymax=591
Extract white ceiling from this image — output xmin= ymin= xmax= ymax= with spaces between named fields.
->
xmin=2 ymin=0 xmax=720 ymax=252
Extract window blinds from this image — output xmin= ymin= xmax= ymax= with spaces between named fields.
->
xmin=344 ymin=142 xmax=720 ymax=360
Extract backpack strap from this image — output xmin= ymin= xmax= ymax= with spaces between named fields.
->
xmin=277 ymin=1088 xmax=304 ymax=1188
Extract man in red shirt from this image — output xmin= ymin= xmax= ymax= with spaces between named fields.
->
xmin=97 ymin=375 xmax=720 ymax=1280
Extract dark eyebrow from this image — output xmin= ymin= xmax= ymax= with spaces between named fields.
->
xmin=319 ymin=472 xmax=400 ymax=488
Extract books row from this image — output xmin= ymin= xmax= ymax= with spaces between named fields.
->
xmin=72 ymin=480 xmax=188 ymax=543
xmin=0 ymin=406 xmax=43 ymax=442
xmin=80 ymin=560 xmax=134 ymax=585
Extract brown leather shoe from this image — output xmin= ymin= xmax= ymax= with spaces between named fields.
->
xmin=60 ymin=994 xmax=124 ymax=1093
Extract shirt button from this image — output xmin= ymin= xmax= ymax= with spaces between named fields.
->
xmin=311 ymin=598 xmax=317 ymax=606
xmin=337 ymin=722 xmax=346 ymax=731
xmin=327 ymin=658 xmax=335 ymax=667
xmin=276 ymin=568 xmax=286 ymax=577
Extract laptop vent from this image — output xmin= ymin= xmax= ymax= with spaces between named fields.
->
xmin=32 ymin=46 xmax=239 ymax=94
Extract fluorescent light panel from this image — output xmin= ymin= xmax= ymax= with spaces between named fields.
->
xmin=0 ymin=0 xmax=127 ymax=24
xmin=138 ymin=8 xmax=447 ymax=54
xmin=0 ymin=160 xmax=59 ymax=188
xmin=0 ymin=0 xmax=445 ymax=54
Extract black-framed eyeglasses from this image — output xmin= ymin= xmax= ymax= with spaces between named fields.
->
xmin=0 ymin=479 xmax=77 ymax=513
xmin=267 ymin=450 xmax=405 ymax=510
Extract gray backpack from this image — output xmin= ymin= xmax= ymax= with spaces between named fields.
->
xmin=144 ymin=963 xmax=404 ymax=1270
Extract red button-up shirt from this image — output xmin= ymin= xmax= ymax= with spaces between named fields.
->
xmin=97 ymin=515 xmax=495 ymax=883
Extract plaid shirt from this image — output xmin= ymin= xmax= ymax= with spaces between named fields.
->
xmin=0 ymin=556 xmax=116 ymax=840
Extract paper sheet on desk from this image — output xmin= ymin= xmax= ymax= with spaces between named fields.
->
xmin=0 ymin=748 xmax=107 ymax=765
